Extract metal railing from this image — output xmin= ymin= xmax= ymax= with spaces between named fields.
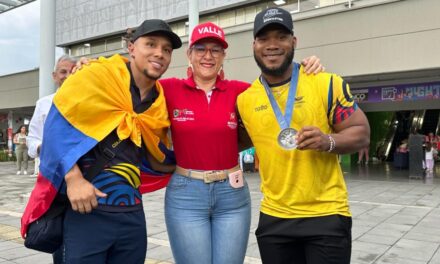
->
xmin=283 ymin=0 xmax=356 ymax=13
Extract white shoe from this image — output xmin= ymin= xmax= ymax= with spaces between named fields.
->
xmin=23 ymin=171 xmax=28 ymax=175
xmin=16 ymin=171 xmax=21 ymax=175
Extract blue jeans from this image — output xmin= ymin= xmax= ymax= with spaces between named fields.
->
xmin=165 ymin=173 xmax=251 ymax=264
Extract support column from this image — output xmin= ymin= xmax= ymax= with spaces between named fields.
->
xmin=39 ymin=0 xmax=56 ymax=98
xmin=188 ymin=0 xmax=199 ymax=42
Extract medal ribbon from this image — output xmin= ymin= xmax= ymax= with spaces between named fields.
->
xmin=260 ymin=62 xmax=300 ymax=130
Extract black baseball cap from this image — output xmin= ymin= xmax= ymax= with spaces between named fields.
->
xmin=132 ymin=19 xmax=182 ymax=49
xmin=253 ymin=7 xmax=293 ymax=38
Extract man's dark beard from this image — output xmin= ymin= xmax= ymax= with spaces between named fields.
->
xmin=254 ymin=49 xmax=294 ymax=77
xmin=143 ymin=68 xmax=162 ymax=81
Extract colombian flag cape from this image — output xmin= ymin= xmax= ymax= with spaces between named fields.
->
xmin=21 ymin=54 xmax=171 ymax=237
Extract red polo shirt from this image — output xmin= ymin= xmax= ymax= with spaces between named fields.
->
xmin=160 ymin=77 xmax=249 ymax=170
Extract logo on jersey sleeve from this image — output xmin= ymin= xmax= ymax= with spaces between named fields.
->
xmin=172 ymin=109 xmax=195 ymax=122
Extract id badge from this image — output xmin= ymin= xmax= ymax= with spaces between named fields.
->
xmin=228 ymin=170 xmax=244 ymax=188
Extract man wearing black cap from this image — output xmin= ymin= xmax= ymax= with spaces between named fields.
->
xmin=237 ymin=7 xmax=370 ymax=264
xmin=23 ymin=19 xmax=181 ymax=263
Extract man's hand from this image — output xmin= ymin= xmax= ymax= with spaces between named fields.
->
xmin=71 ymin=57 xmax=94 ymax=74
xmin=296 ymin=126 xmax=330 ymax=152
xmin=301 ymin=56 xmax=325 ymax=75
xmin=145 ymin=150 xmax=176 ymax=173
xmin=65 ymin=164 xmax=107 ymax=214
xmin=296 ymin=109 xmax=370 ymax=154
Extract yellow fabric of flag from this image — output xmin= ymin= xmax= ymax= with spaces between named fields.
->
xmin=54 ymin=54 xmax=170 ymax=161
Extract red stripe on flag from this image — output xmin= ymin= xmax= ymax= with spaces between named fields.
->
xmin=20 ymin=173 xmax=58 ymax=238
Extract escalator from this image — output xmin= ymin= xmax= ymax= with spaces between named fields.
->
xmin=368 ymin=109 xmax=438 ymax=162
xmin=385 ymin=111 xmax=413 ymax=162
xmin=377 ymin=111 xmax=412 ymax=162
xmin=375 ymin=113 xmax=397 ymax=162
xmin=376 ymin=110 xmax=436 ymax=162
xmin=421 ymin=109 xmax=440 ymax=135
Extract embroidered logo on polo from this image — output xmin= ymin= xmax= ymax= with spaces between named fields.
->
xmin=227 ymin=112 xmax=237 ymax=129
xmin=295 ymin=96 xmax=305 ymax=107
xmin=172 ymin=109 xmax=195 ymax=122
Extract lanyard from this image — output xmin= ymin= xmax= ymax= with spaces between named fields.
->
xmin=260 ymin=62 xmax=299 ymax=130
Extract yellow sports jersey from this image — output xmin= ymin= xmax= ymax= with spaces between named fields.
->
xmin=237 ymin=67 xmax=357 ymax=219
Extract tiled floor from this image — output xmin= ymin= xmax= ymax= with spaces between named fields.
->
xmin=0 ymin=161 xmax=439 ymax=263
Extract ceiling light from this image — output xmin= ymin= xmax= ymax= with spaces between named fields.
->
xmin=273 ymin=0 xmax=286 ymax=6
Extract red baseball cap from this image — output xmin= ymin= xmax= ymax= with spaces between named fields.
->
xmin=190 ymin=22 xmax=228 ymax=49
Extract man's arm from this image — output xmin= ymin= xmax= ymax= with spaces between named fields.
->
xmin=145 ymin=149 xmax=175 ymax=173
xmin=27 ymin=101 xmax=44 ymax=158
xmin=296 ymin=108 xmax=370 ymax=154
xmin=330 ymin=109 xmax=370 ymax=153
xmin=238 ymin=125 xmax=253 ymax=152
xmin=236 ymin=108 xmax=253 ymax=151
xmin=65 ymin=164 xmax=107 ymax=214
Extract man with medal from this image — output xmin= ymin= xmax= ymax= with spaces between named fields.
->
xmin=237 ymin=7 xmax=370 ymax=264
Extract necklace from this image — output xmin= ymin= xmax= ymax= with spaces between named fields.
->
xmin=272 ymin=84 xmax=289 ymax=98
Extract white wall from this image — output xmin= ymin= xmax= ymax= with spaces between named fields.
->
xmin=2 ymin=0 xmax=439 ymax=112
xmin=164 ymin=0 xmax=440 ymax=84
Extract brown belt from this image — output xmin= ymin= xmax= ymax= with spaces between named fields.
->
xmin=175 ymin=165 xmax=240 ymax=183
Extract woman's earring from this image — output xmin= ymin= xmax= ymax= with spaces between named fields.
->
xmin=219 ymin=65 xmax=224 ymax=80
xmin=186 ymin=64 xmax=193 ymax=78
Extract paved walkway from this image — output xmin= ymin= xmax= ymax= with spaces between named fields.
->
xmin=0 ymin=161 xmax=439 ymax=263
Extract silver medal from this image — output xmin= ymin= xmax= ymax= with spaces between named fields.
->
xmin=278 ymin=128 xmax=297 ymax=149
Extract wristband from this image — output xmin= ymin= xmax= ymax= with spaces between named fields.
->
xmin=327 ymin=134 xmax=335 ymax=152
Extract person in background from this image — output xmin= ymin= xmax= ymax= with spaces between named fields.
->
xmin=425 ymin=132 xmax=437 ymax=144
xmin=397 ymin=139 xmax=408 ymax=153
xmin=26 ymin=55 xmax=76 ymax=262
xmin=357 ymin=146 xmax=369 ymax=164
xmin=424 ymin=142 xmax=436 ymax=176
xmin=27 ymin=55 xmax=77 ymax=178
xmin=242 ymin=147 xmax=256 ymax=172
xmin=14 ymin=125 xmax=28 ymax=175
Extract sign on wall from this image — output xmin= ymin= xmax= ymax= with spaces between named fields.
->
xmin=351 ymin=82 xmax=440 ymax=103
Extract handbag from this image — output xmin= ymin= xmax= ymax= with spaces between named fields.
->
xmin=24 ymin=134 xmax=129 ymax=253
xmin=24 ymin=194 xmax=67 ymax=253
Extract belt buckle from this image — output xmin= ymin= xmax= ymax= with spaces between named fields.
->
xmin=204 ymin=171 xmax=220 ymax=183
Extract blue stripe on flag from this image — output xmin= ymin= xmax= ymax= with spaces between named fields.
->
xmin=39 ymin=104 xmax=98 ymax=189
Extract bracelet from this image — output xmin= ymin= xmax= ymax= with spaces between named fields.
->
xmin=327 ymin=134 xmax=335 ymax=152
